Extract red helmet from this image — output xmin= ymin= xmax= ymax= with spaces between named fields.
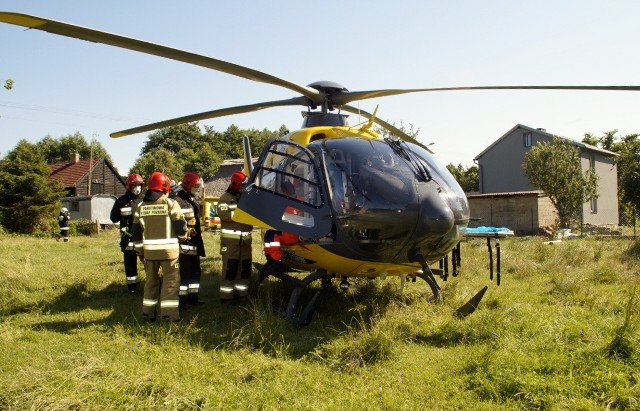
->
xmin=125 ymin=173 xmax=144 ymax=190
xmin=230 ymin=171 xmax=247 ymax=191
xmin=181 ymin=171 xmax=203 ymax=192
xmin=147 ymin=171 xmax=171 ymax=194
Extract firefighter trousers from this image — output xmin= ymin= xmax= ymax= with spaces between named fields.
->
xmin=122 ymin=249 xmax=139 ymax=292
xmin=142 ymin=258 xmax=180 ymax=321
xmin=179 ymin=253 xmax=202 ymax=306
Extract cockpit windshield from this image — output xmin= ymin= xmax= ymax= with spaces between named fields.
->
xmin=318 ymin=138 xmax=417 ymax=214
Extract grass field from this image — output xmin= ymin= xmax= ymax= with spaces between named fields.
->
xmin=1 ymin=230 xmax=639 ymax=410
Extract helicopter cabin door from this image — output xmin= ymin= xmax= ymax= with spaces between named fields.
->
xmin=237 ymin=139 xmax=334 ymax=240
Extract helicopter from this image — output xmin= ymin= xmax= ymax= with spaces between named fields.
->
xmin=2 ymin=11 xmax=639 ymax=325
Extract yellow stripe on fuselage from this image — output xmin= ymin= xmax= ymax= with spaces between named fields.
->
xmin=282 ymin=243 xmax=421 ymax=278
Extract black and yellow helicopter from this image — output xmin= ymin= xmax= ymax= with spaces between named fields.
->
xmin=2 ymin=12 xmax=639 ymax=325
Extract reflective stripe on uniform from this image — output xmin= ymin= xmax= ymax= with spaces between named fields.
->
xmin=179 ymin=244 xmax=198 ymax=254
xmin=125 ymin=242 xmax=134 ymax=250
xmin=179 ymin=285 xmax=188 ymax=296
xmin=220 ymin=286 xmax=235 ymax=295
xmin=220 ymin=229 xmax=252 ymax=239
xmin=234 ymin=284 xmax=249 ymax=291
xmin=160 ymin=300 xmax=180 ymax=308
xmin=143 ymin=299 xmax=158 ymax=307
xmin=181 ymin=207 xmax=194 ymax=218
xmin=188 ymin=284 xmax=200 ymax=293
xmin=60 ymin=227 xmax=70 ymax=231
xmin=144 ymin=238 xmax=179 ymax=245
xmin=120 ymin=206 xmax=132 ymax=216
xmin=126 ymin=276 xmax=138 ymax=284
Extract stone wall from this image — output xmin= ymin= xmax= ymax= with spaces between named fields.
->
xmin=467 ymin=191 xmax=557 ymax=235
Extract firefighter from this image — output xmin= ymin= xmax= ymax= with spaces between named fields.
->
xmin=217 ymin=171 xmax=253 ymax=302
xmin=110 ymin=173 xmax=144 ymax=293
xmin=57 ymin=207 xmax=71 ymax=242
xmin=131 ymin=171 xmax=188 ymax=322
xmin=174 ymin=171 xmax=206 ymax=307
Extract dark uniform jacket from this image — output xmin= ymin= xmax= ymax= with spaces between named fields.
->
xmin=110 ymin=191 xmax=139 ymax=251
xmin=175 ymin=189 xmax=206 ymax=257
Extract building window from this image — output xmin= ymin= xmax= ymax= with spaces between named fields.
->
xmin=523 ymin=132 xmax=532 ymax=147
xmin=90 ymin=180 xmax=104 ymax=195
xmin=591 ymin=197 xmax=598 ymax=214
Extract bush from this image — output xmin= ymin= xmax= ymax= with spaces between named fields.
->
xmin=47 ymin=218 xmax=99 ymax=238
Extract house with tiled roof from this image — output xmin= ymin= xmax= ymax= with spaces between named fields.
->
xmin=49 ymin=152 xmax=126 ymax=197
xmin=49 ymin=153 xmax=126 ymax=225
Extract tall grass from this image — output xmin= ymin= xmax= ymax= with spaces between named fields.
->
xmin=0 ymin=231 xmax=638 ymax=409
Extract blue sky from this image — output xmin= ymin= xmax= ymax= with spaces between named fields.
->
xmin=1 ymin=1 xmax=639 ymax=174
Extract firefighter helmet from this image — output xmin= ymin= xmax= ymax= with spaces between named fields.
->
xmin=181 ymin=171 xmax=203 ymax=192
xmin=61 ymin=207 xmax=68 ymax=213
xmin=229 ymin=171 xmax=247 ymax=191
xmin=148 ymin=171 xmax=171 ymax=194
xmin=125 ymin=173 xmax=144 ymax=190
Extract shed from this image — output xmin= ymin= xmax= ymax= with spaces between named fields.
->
xmin=61 ymin=194 xmax=117 ymax=226
xmin=467 ymin=191 xmax=557 ymax=236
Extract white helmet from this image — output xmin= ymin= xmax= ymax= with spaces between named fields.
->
xmin=61 ymin=207 xmax=68 ymax=213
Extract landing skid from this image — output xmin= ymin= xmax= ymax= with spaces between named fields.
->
xmin=257 ymin=265 xmax=328 ymax=326
xmin=411 ymin=253 xmax=488 ymax=317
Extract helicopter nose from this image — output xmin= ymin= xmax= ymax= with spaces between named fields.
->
xmin=418 ymin=186 xmax=455 ymax=236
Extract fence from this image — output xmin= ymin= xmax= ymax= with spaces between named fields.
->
xmin=574 ymin=207 xmax=639 ymax=239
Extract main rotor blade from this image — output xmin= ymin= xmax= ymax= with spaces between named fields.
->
xmin=110 ymin=97 xmax=307 ymax=138
xmin=0 ymin=12 xmax=320 ymax=101
xmin=341 ymin=104 xmax=432 ymax=152
xmin=111 ymin=97 xmax=308 ymax=138
xmin=333 ymin=85 xmax=640 ymax=105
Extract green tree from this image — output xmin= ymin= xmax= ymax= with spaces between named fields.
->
xmin=136 ymin=123 xmax=287 ymax=179
xmin=0 ymin=140 xmax=66 ymax=234
xmin=36 ymin=132 xmax=112 ymax=164
xmin=446 ymin=163 xmax=479 ymax=192
xmin=523 ymin=138 xmax=599 ymax=228
xmin=130 ymin=148 xmax=183 ymax=182
xmin=141 ymin=123 xmax=203 ymax=156
xmin=614 ymin=134 xmax=640 ymax=211
xmin=204 ymin=124 xmax=287 ymax=159
xmin=180 ymin=146 xmax=222 ymax=181
xmin=4 ymin=78 xmax=13 ymax=90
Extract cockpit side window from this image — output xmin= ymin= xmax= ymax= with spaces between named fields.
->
xmin=253 ymin=140 xmax=323 ymax=207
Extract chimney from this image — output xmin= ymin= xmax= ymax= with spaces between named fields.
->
xmin=71 ymin=152 xmax=80 ymax=164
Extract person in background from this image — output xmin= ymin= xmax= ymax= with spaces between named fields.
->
xmin=132 ymin=171 xmax=188 ymax=322
xmin=110 ymin=173 xmax=144 ymax=293
xmin=56 ymin=207 xmax=71 ymax=242
xmin=217 ymin=171 xmax=253 ymax=302
xmin=174 ymin=171 xmax=206 ymax=307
